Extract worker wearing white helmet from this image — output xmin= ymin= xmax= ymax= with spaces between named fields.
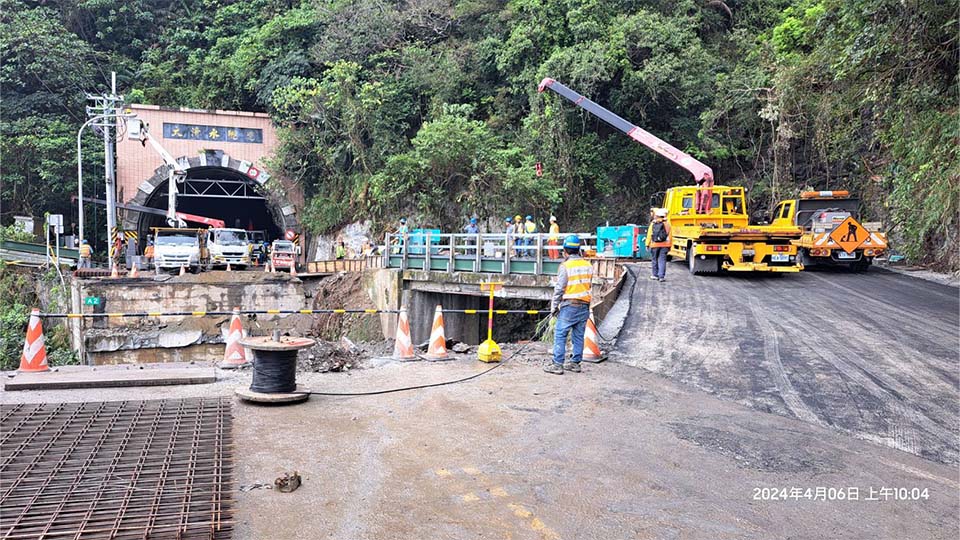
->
xmin=646 ymin=208 xmax=671 ymax=282
xmin=547 ymin=215 xmax=560 ymax=259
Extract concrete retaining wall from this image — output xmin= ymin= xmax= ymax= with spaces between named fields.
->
xmin=72 ymin=272 xmax=307 ymax=364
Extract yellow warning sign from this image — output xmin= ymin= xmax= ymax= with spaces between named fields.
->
xmin=828 ymin=216 xmax=866 ymax=254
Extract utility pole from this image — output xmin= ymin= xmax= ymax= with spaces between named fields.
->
xmin=85 ymin=72 xmax=123 ymax=269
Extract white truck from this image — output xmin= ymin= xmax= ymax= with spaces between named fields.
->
xmin=153 ymin=228 xmax=209 ymax=273
xmin=207 ymin=228 xmax=251 ymax=269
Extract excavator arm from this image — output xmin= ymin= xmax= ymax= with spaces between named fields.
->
xmin=538 ymin=77 xmax=714 ymax=213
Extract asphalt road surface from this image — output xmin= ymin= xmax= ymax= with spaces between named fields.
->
xmin=612 ymin=264 xmax=960 ymax=465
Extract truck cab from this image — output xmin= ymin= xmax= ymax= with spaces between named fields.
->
xmin=152 ymin=228 xmax=209 ymax=273
xmin=270 ymin=240 xmax=296 ymax=271
xmin=774 ymin=191 xmax=887 ymax=271
xmin=662 ymin=185 xmax=802 ymax=274
xmin=207 ymin=228 xmax=251 ymax=269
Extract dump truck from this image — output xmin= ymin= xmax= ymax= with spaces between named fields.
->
xmin=152 ymin=227 xmax=210 ymax=273
xmin=538 ymin=78 xmax=802 ymax=274
xmin=771 ymin=191 xmax=888 ymax=272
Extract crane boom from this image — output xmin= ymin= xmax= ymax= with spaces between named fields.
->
xmin=128 ymin=118 xmax=188 ymax=227
xmin=538 ymin=77 xmax=714 ymax=212
xmin=74 ymin=196 xmax=225 ymax=228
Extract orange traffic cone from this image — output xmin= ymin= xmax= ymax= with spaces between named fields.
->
xmin=179 ymin=265 xmax=186 ymax=276
xmin=19 ymin=308 xmax=49 ymax=372
xmin=290 ymin=264 xmax=297 ymax=277
xmin=110 ymin=265 xmax=120 ymax=279
xmin=582 ymin=316 xmax=603 ymax=362
xmin=128 ymin=263 xmax=139 ymax=278
xmin=221 ymin=307 xmax=248 ymax=368
xmin=424 ymin=305 xmax=448 ymax=360
xmin=393 ymin=308 xmax=415 ymax=360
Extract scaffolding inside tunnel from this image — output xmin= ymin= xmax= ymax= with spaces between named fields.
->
xmin=133 ymin=166 xmax=284 ymax=242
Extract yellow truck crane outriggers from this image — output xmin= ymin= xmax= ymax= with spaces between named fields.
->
xmin=538 ymin=78 xmax=802 ymax=274
xmin=771 ymin=190 xmax=888 ymax=272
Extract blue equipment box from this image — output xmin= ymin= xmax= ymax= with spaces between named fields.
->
xmin=596 ymin=225 xmax=649 ymax=259
xmin=408 ymin=228 xmax=442 ymax=255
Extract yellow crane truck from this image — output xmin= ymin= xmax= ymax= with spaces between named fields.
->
xmin=771 ymin=190 xmax=888 ymax=272
xmin=538 ymin=78 xmax=802 ymax=275
xmin=663 ymin=185 xmax=802 ymax=274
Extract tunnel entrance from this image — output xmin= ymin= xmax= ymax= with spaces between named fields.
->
xmin=135 ymin=166 xmax=283 ymax=242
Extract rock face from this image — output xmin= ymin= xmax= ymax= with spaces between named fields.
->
xmin=314 ymin=220 xmax=373 ymax=260
xmin=74 ymin=272 xmax=306 ymax=364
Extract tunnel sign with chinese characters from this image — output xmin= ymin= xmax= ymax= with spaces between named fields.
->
xmin=163 ymin=123 xmax=263 ymax=144
xmin=828 ymin=216 xmax=866 ymax=254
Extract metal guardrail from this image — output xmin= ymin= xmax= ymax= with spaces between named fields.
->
xmin=383 ymin=232 xmax=607 ymax=276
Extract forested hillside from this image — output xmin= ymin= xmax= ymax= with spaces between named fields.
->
xmin=2 ymin=0 xmax=957 ymax=270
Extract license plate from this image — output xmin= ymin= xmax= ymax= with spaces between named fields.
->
xmin=836 ymin=251 xmax=857 ymax=259
xmin=771 ymin=254 xmax=789 ymax=262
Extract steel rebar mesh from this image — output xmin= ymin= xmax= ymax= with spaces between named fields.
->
xmin=1 ymin=398 xmax=234 ymax=539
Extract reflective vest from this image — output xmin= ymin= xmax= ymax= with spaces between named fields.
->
xmin=79 ymin=244 xmax=92 ymax=258
xmin=548 ymin=223 xmax=560 ymax=241
xmin=561 ymin=258 xmax=593 ymax=303
xmin=144 ymin=245 xmax=155 ymax=258
xmin=524 ymin=221 xmax=537 ymax=234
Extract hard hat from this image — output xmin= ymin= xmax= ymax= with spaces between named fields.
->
xmin=514 ymin=215 xmax=522 ymax=222
xmin=563 ymin=235 xmax=581 ymax=249
xmin=470 ymin=217 xmax=477 ymax=224
xmin=549 ymin=215 xmax=557 ymax=222
xmin=400 ymin=218 xmax=406 ymax=224
xmin=655 ymin=208 xmax=668 ymax=217
xmin=504 ymin=217 xmax=512 ymax=223
xmin=525 ymin=215 xmax=533 ymax=221
xmin=81 ymin=239 xmax=88 ymax=244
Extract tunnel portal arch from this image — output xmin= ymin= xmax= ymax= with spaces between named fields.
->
xmin=121 ymin=152 xmax=299 ymax=245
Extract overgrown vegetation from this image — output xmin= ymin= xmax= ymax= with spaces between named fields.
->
xmin=0 ymin=267 xmax=77 ymax=370
xmin=2 ymin=0 xmax=956 ymax=270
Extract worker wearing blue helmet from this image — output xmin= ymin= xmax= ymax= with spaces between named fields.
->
xmin=546 ymin=234 xmax=593 ymax=374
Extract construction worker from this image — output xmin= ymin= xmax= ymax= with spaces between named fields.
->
xmin=502 ymin=217 xmax=514 ymax=257
xmin=546 ymin=235 xmax=593 ymax=375
xmin=144 ymin=240 xmax=155 ymax=268
xmin=335 ymin=240 xmax=346 ymax=260
xmin=546 ymin=216 xmax=560 ymax=259
xmin=393 ymin=218 xmax=408 ymax=254
xmin=513 ymin=215 xmax=523 ymax=257
xmin=463 ymin=217 xmax=479 ymax=255
xmin=646 ymin=208 xmax=671 ymax=282
xmin=523 ymin=215 xmax=537 ymax=257
xmin=78 ymin=239 xmax=92 ymax=268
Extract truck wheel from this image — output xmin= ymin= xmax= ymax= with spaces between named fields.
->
xmin=853 ymin=258 xmax=871 ymax=273
xmin=688 ymin=244 xmax=719 ymax=275
xmin=798 ymin=248 xmax=810 ymax=268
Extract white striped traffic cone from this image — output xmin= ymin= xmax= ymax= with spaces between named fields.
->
xmin=393 ymin=308 xmax=415 ymax=360
xmin=424 ymin=305 xmax=448 ymax=360
xmin=179 ymin=265 xmax=186 ymax=276
xmin=221 ymin=308 xmax=248 ymax=368
xmin=19 ymin=308 xmax=49 ymax=372
xmin=226 ymin=263 xmax=232 ymax=272
xmin=582 ymin=316 xmax=604 ymax=362
xmin=264 ymin=262 xmax=271 ymax=273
